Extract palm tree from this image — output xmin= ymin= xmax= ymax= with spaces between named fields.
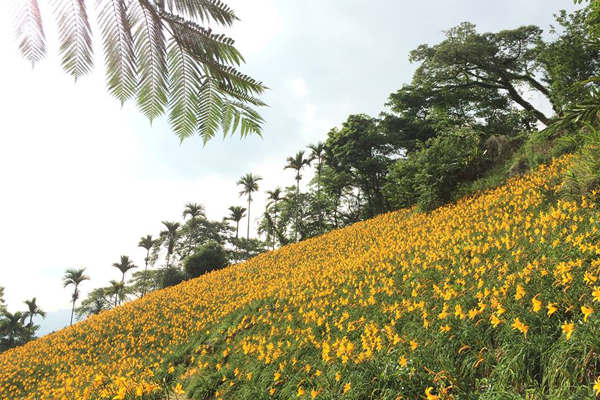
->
xmin=12 ymin=0 xmax=266 ymax=141
xmin=63 ymin=268 xmax=90 ymax=326
xmin=161 ymin=221 xmax=180 ymax=268
xmin=266 ymin=188 xmax=283 ymax=248
xmin=112 ymin=255 xmax=138 ymax=283
xmin=22 ymin=298 xmax=46 ymax=327
xmin=308 ymin=142 xmax=325 ymax=233
xmin=284 ymin=151 xmax=312 ymax=193
xmin=227 ymin=206 xmax=247 ymax=239
xmin=0 ymin=310 xmax=29 ymax=349
xmin=138 ymin=235 xmax=156 ymax=297
xmin=237 ymin=173 xmax=262 ymax=240
xmin=182 ymin=202 xmax=206 ymax=257
xmin=108 ymin=280 xmax=125 ymax=307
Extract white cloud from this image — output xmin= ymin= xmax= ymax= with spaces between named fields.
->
xmin=289 ymin=78 xmax=309 ymax=97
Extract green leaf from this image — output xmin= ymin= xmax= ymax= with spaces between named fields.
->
xmin=13 ymin=0 xmax=47 ymax=65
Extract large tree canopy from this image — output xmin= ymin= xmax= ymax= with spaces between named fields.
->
xmin=12 ymin=0 xmax=267 ymax=142
xmin=410 ymin=23 xmax=557 ymax=125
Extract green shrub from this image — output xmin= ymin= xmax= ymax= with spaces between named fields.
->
xmin=385 ymin=128 xmax=483 ymax=211
xmin=184 ymin=241 xmax=229 ymax=279
xmin=561 ymin=124 xmax=600 ymax=200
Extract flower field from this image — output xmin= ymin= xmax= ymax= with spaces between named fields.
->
xmin=3 ymin=156 xmax=600 ymax=399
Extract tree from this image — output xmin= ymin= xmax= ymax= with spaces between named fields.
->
xmin=227 ymin=206 xmax=247 ymax=239
xmin=107 ymin=280 xmax=126 ymax=307
xmin=308 ymin=142 xmax=325 ymax=234
xmin=182 ymin=202 xmax=206 ymax=257
xmin=237 ymin=173 xmax=262 ymax=240
xmin=0 ymin=310 xmax=31 ymax=351
xmin=112 ymin=255 xmax=138 ymax=284
xmin=75 ymin=288 xmax=111 ymax=320
xmin=12 ymin=0 xmax=267 ymax=141
xmin=265 ymin=188 xmax=283 ymax=247
xmin=409 ymin=22 xmax=558 ymax=125
xmin=138 ymin=235 xmax=156 ymax=297
xmin=184 ymin=241 xmax=228 ymax=278
xmin=63 ymin=268 xmax=90 ymax=326
xmin=22 ymin=298 xmax=46 ymax=327
xmin=0 ymin=287 xmax=6 ymax=314
xmin=161 ymin=221 xmax=180 ymax=268
xmin=284 ymin=151 xmax=312 ymax=193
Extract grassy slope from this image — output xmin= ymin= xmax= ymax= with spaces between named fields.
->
xmin=2 ymin=155 xmax=600 ymax=399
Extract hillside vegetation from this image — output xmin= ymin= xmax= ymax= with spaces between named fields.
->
xmin=2 ymin=156 xmax=600 ymax=399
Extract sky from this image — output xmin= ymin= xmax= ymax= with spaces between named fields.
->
xmin=0 ymin=0 xmax=582 ymax=322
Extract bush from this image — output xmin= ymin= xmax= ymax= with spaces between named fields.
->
xmin=385 ymin=128 xmax=483 ymax=211
xmin=561 ymin=125 xmax=600 ymax=199
xmin=161 ymin=267 xmax=187 ymax=288
xmin=184 ymin=242 xmax=229 ymax=279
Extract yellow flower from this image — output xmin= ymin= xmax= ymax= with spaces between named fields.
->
xmin=490 ymin=314 xmax=501 ymax=328
xmin=113 ymin=387 xmax=126 ymax=400
xmin=562 ymin=321 xmax=575 ymax=340
xmin=270 ymin=387 xmax=276 ymax=396
xmin=297 ymin=386 xmax=306 ymax=397
xmin=335 ymin=372 xmax=341 ymax=382
xmin=593 ymin=286 xmax=600 ymax=303
xmin=343 ymin=383 xmax=351 ymax=394
xmin=593 ymin=376 xmax=600 ymax=396
xmin=511 ymin=318 xmax=529 ymax=337
xmin=311 ymin=389 xmax=319 ymax=398
xmin=410 ymin=340 xmax=418 ymax=351
xmin=274 ymin=372 xmax=281 ymax=381
xmin=582 ymin=305 xmax=594 ymax=322
xmin=425 ymin=387 xmax=440 ymax=400
xmin=547 ymin=302 xmax=558 ymax=317
xmin=399 ymin=355 xmax=408 ymax=367
xmin=174 ymin=383 xmax=185 ymax=395
xmin=532 ymin=294 xmax=542 ymax=313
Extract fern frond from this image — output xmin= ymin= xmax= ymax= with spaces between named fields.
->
xmin=13 ymin=0 xmax=46 ymax=65
xmin=168 ymin=37 xmax=202 ymax=140
xmin=201 ymin=60 xmax=266 ymax=95
xmin=169 ymin=0 xmax=238 ymax=26
xmin=133 ymin=0 xmax=168 ymax=121
xmin=160 ymin=11 xmax=243 ymax=66
xmin=217 ymin=82 xmax=267 ymax=107
xmin=96 ymin=0 xmax=137 ymax=103
xmin=226 ymin=100 xmax=265 ymax=138
xmin=52 ymin=0 xmax=94 ymax=80
xmin=197 ymin=78 xmax=224 ymax=143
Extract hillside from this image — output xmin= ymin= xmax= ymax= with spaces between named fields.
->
xmin=2 ymin=155 xmax=600 ymax=399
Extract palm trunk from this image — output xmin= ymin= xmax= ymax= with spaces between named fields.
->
xmin=142 ymin=249 xmax=149 ymax=297
xmin=247 ymin=197 xmax=251 ymax=240
xmin=70 ymin=298 xmax=75 ymax=326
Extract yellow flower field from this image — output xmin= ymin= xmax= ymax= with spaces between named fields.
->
xmin=2 ymin=155 xmax=600 ymax=399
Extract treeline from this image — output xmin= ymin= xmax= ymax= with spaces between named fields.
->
xmin=0 ymin=288 xmax=46 ymax=352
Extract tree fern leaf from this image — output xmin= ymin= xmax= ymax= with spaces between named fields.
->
xmin=160 ymin=11 xmax=244 ymax=66
xmin=167 ymin=38 xmax=202 ymax=140
xmin=197 ymin=77 xmax=224 ymax=143
xmin=12 ymin=0 xmax=46 ymax=65
xmin=169 ymin=0 xmax=238 ymax=26
xmin=133 ymin=0 xmax=168 ymax=121
xmin=52 ymin=0 xmax=93 ymax=80
xmin=96 ymin=0 xmax=137 ymax=103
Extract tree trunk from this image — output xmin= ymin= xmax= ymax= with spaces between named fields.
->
xmin=247 ymin=196 xmax=251 ymax=240
xmin=142 ymin=250 xmax=149 ymax=297
xmin=69 ymin=298 xmax=75 ymax=326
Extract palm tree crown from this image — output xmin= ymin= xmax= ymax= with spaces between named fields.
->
xmin=22 ymin=298 xmax=46 ymax=327
xmin=284 ymin=151 xmax=312 ymax=192
xmin=182 ymin=202 xmax=206 ymax=220
xmin=138 ymin=234 xmax=156 ymax=297
xmin=161 ymin=221 xmax=180 ymax=267
xmin=237 ymin=173 xmax=262 ymax=239
xmin=112 ymin=255 xmax=138 ymax=283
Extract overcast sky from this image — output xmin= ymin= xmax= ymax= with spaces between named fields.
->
xmin=0 ymin=0 xmax=582 ymax=315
